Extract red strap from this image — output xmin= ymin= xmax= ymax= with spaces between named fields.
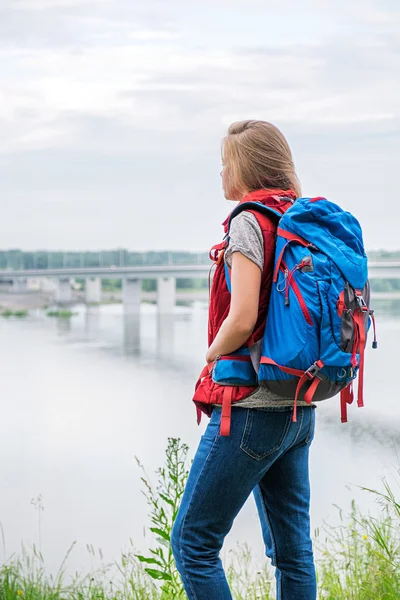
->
xmin=293 ymin=373 xmax=309 ymax=422
xmin=277 ymin=228 xmax=311 ymax=246
xmin=292 ymin=370 xmax=318 ymax=420
xmin=273 ymin=229 xmax=314 ymax=283
xmin=262 ymin=357 xmax=323 ymax=423
xmin=219 ymin=355 xmax=252 ymax=363
xmin=273 ymin=240 xmax=291 ymax=283
xmin=309 ymin=196 xmax=326 ymax=203
xmin=293 ymin=373 xmax=322 ymax=423
xmin=260 ymin=356 xmax=304 ymax=378
xmin=337 ymin=290 xmax=345 ymax=318
xmin=354 ymin=311 xmax=366 ymax=408
xmin=196 ymin=406 xmax=202 ymax=425
xmin=282 ymin=259 xmax=314 ymax=326
xmin=340 ymin=384 xmax=354 ymax=423
xmin=220 ymin=386 xmax=233 ymax=436
xmin=304 ymin=376 xmax=321 ymax=404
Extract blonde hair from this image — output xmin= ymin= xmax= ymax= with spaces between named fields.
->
xmin=222 ymin=120 xmax=301 ymax=199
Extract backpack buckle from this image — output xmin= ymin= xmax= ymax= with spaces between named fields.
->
xmin=355 ymin=293 xmax=368 ymax=312
xmin=305 ymin=361 xmax=323 ymax=380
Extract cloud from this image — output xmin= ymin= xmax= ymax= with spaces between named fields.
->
xmin=0 ymin=0 xmax=398 ymax=250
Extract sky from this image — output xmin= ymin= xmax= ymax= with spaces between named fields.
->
xmin=1 ymin=0 xmax=399 ymax=252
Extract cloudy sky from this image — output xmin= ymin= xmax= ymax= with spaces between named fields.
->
xmin=1 ymin=0 xmax=399 ymax=252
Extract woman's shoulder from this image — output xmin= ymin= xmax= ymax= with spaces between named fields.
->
xmin=231 ymin=208 xmax=277 ymax=233
xmin=229 ymin=210 xmax=262 ymax=235
xmin=225 ymin=210 xmax=264 ymax=271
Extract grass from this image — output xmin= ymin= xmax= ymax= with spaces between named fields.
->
xmin=46 ymin=311 xmax=77 ymax=319
xmin=1 ymin=310 xmax=28 ymax=318
xmin=0 ymin=439 xmax=399 ymax=599
xmin=317 ymin=484 xmax=400 ymax=599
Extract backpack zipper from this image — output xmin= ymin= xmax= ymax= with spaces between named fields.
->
xmin=280 ymin=261 xmax=313 ymax=326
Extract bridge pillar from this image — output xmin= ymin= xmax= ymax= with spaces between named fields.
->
xmin=123 ymin=278 xmax=141 ymax=313
xmin=39 ymin=278 xmax=57 ymax=293
xmin=86 ymin=277 xmax=102 ymax=304
xmin=12 ymin=278 xmax=28 ymax=293
xmin=55 ymin=278 xmax=72 ymax=304
xmin=157 ymin=277 xmax=176 ymax=314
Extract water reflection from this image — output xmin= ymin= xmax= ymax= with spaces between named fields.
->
xmin=123 ymin=312 xmax=141 ymax=355
xmin=320 ymin=407 xmax=400 ymax=449
xmin=156 ymin=314 xmax=175 ymax=356
xmin=56 ymin=316 xmax=71 ymax=333
xmin=85 ymin=305 xmax=100 ymax=335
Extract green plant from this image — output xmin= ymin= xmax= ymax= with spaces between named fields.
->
xmin=1 ymin=440 xmax=400 ymax=599
xmin=227 ymin=544 xmax=273 ymax=599
xmin=135 ymin=438 xmax=189 ymax=598
xmin=46 ymin=311 xmax=76 ymax=318
xmin=1 ymin=310 xmax=28 ymax=318
xmin=317 ymin=481 xmax=400 ymax=599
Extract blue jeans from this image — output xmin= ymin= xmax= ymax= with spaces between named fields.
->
xmin=171 ymin=406 xmax=316 ymax=600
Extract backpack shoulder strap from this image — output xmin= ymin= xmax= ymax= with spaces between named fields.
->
xmin=227 ymin=200 xmax=287 ymax=233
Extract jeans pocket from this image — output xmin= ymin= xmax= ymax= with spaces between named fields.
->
xmin=240 ymin=409 xmax=292 ymax=461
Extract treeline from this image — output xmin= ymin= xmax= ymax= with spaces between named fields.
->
xmin=370 ymin=280 xmax=400 ymax=292
xmin=0 ymin=249 xmax=210 ymax=271
xmin=3 ymin=248 xmax=399 ymax=271
xmin=99 ymin=278 xmax=208 ymax=292
xmin=369 ymin=250 xmax=400 ymax=260
xmin=369 ymin=250 xmax=400 ymax=292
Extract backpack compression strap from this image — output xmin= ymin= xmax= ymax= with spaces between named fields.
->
xmin=340 ymin=288 xmax=371 ymax=422
xmin=353 ymin=290 xmax=368 ymax=408
xmin=340 ymin=384 xmax=354 ymax=423
xmin=220 ymin=386 xmax=234 ymax=436
xmin=260 ymin=357 xmax=324 ymax=422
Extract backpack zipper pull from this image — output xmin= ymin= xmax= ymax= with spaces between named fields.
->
xmin=285 ymin=264 xmax=301 ymax=306
xmin=369 ymin=310 xmax=378 ymax=349
xmin=209 ymin=355 xmax=221 ymax=374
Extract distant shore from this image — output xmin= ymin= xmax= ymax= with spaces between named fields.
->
xmin=0 ymin=289 xmax=396 ymax=312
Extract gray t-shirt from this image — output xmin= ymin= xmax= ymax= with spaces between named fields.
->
xmin=223 ymin=210 xmax=310 ymax=408
xmin=225 ymin=211 xmax=264 ymax=272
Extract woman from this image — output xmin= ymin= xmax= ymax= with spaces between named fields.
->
xmin=171 ymin=120 xmax=317 ymax=600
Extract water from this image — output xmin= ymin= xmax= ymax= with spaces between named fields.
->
xmin=0 ymin=300 xmax=399 ymax=574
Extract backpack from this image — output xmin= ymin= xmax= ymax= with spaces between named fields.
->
xmin=219 ymin=195 xmax=377 ymax=425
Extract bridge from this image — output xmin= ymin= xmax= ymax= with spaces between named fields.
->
xmin=0 ymin=261 xmax=398 ymax=313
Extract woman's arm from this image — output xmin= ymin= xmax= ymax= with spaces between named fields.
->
xmin=206 ymin=251 xmax=261 ymax=363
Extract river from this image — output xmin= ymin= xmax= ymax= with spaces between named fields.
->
xmin=0 ymin=299 xmax=399 ymax=574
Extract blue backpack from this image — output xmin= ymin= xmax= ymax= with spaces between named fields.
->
xmin=216 ymin=196 xmax=377 ymax=425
